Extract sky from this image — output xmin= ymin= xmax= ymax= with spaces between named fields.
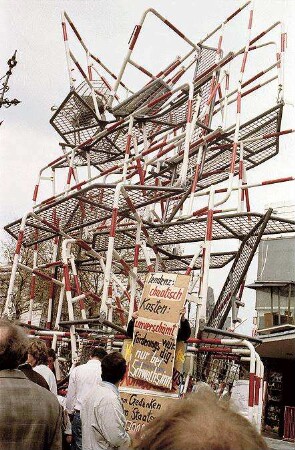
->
xmin=0 ymin=0 xmax=294 ymax=334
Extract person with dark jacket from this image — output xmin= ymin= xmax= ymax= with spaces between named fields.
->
xmin=126 ymin=308 xmax=191 ymax=342
xmin=0 ymin=319 xmax=63 ymax=450
xmin=19 ymin=360 xmax=50 ymax=390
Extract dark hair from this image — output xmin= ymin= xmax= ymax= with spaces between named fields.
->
xmin=133 ymin=390 xmax=268 ymax=450
xmin=90 ymin=346 xmax=107 ymax=360
xmin=47 ymin=348 xmax=56 ymax=361
xmin=27 ymin=339 xmax=48 ymax=365
xmin=101 ymin=352 xmax=126 ymax=384
xmin=0 ymin=320 xmax=29 ymax=370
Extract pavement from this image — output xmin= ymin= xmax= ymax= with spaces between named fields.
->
xmin=265 ymin=437 xmax=295 ymax=450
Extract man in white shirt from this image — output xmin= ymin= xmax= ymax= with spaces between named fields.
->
xmin=66 ymin=347 xmax=107 ymax=450
xmin=27 ymin=339 xmax=58 ymax=395
xmin=81 ymin=352 xmax=131 ymax=450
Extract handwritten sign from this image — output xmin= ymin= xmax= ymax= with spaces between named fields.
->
xmin=129 ymin=273 xmax=190 ymax=389
xmin=120 ymin=389 xmax=178 ymax=433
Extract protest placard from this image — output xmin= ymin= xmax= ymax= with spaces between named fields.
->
xmin=120 ymin=388 xmax=178 ymax=433
xmin=129 ymin=272 xmax=190 ymax=389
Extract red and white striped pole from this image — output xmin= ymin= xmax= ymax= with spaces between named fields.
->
xmin=52 ymin=279 xmax=65 ymax=350
xmin=101 ymin=183 xmax=123 ymax=315
xmin=62 ymin=239 xmax=78 ymax=362
xmin=69 ymin=254 xmax=88 ymax=324
xmin=128 ymin=222 xmax=141 ymax=323
xmin=61 ymin=12 xmax=75 ymax=89
xmin=28 ymin=237 xmax=38 ymax=325
xmin=198 ymin=186 xmax=215 ymax=322
xmin=3 ymin=213 xmax=29 ymax=318
xmin=179 ymin=82 xmax=194 ymax=185
xmin=122 ymin=116 xmax=134 ymax=180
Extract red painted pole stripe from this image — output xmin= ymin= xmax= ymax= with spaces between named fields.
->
xmin=230 ymin=142 xmax=239 ymax=173
xmin=129 ymin=25 xmax=142 ymax=50
xmin=16 ymin=231 xmax=24 ymax=254
xmin=49 ymin=156 xmax=64 ymax=167
xmin=147 ymin=90 xmax=172 ymax=108
xmin=110 ymin=209 xmax=118 ymax=237
xmin=48 ymin=283 xmax=54 ymax=299
xmin=237 ymin=92 xmax=242 ymax=113
xmin=254 ymin=376 xmax=261 ymax=405
xmin=262 ymin=176 xmax=294 ymax=186
xmin=67 ymin=17 xmax=83 ymax=41
xmin=248 ymin=372 xmax=255 ymax=407
xmin=33 ymin=270 xmax=55 ymax=283
xmin=76 ymin=239 xmax=91 ymax=251
xmin=263 ymin=129 xmax=293 ymax=139
xmin=62 ymin=22 xmax=68 ymax=41
xmin=33 ymin=185 xmax=39 ymax=202
xmin=226 ymin=5 xmax=243 ymax=23
xmin=206 ymin=209 xmax=214 ymax=241
xmin=186 ymin=99 xmax=193 ymax=123
xmin=30 ymin=276 xmax=36 ymax=299
xmin=63 ymin=265 xmax=71 ymax=292
xmin=241 ymin=52 xmax=248 ymax=74
xmin=39 ymin=218 xmax=60 ymax=233
xmin=248 ymin=9 xmax=253 ymax=29
xmin=70 ymin=181 xmax=87 ymax=191
xmin=164 ymin=19 xmax=185 ymax=39
xmin=161 ymin=59 xmax=181 ymax=78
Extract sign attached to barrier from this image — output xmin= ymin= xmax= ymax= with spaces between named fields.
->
xmin=120 ymin=388 xmax=178 ymax=433
xmin=129 ymin=272 xmax=190 ymax=389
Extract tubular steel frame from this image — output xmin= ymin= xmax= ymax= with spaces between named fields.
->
xmin=2 ymin=3 xmax=294 ymax=416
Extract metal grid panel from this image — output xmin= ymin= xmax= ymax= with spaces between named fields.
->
xmin=50 ymin=90 xmax=103 ymax=145
xmin=194 ymin=46 xmax=218 ymax=114
xmin=78 ymin=251 xmax=236 ymax=274
xmin=5 ymin=184 xmax=184 ymax=247
xmin=92 ymin=213 xmax=295 ymax=252
xmin=112 ymin=79 xmax=171 ymax=117
xmin=207 ymin=211 xmax=272 ymax=329
xmin=150 ymin=103 xmax=283 ymax=192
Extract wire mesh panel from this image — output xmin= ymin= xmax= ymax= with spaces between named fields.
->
xmin=207 ymin=210 xmax=273 ymax=329
xmin=50 ymin=87 xmax=104 ymax=145
xmin=112 ymin=79 xmax=171 ymax=117
xmin=91 ymin=212 xmax=295 ymax=252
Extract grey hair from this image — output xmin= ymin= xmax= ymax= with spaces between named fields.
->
xmin=0 ymin=320 xmax=29 ymax=370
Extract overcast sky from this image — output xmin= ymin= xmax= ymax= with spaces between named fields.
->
xmin=0 ymin=0 xmax=294 ymax=333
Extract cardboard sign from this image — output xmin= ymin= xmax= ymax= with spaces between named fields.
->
xmin=129 ymin=273 xmax=190 ymax=389
xmin=121 ymin=339 xmax=185 ymax=393
xmin=120 ymin=388 xmax=178 ymax=433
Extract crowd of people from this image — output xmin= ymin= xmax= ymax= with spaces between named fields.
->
xmin=0 ymin=319 xmax=269 ymax=450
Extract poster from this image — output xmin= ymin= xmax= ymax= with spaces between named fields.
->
xmin=120 ymin=388 xmax=178 ymax=433
xmin=121 ymin=339 xmax=185 ymax=392
xmin=129 ymin=272 xmax=190 ymax=389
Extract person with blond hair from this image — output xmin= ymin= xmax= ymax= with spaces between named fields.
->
xmin=133 ymin=390 xmax=268 ymax=450
xmin=27 ymin=339 xmax=58 ymax=395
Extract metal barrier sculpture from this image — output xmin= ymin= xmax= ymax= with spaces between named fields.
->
xmin=2 ymin=2 xmax=295 ymax=425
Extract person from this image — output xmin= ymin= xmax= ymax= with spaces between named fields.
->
xmin=27 ymin=339 xmax=58 ymax=395
xmin=57 ymin=395 xmax=72 ymax=450
xmin=66 ymin=346 xmax=108 ymax=450
xmin=0 ymin=319 xmax=63 ymax=450
xmin=18 ymin=354 xmax=50 ymax=390
xmin=126 ymin=308 xmax=191 ymax=341
xmin=132 ymin=390 xmax=268 ymax=450
xmin=81 ymin=352 xmax=131 ymax=450
xmin=48 ymin=348 xmax=57 ymax=376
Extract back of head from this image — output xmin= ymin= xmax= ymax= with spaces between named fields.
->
xmin=27 ymin=339 xmax=48 ymax=365
xmin=47 ymin=348 xmax=56 ymax=361
xmin=101 ymin=351 xmax=126 ymax=384
xmin=90 ymin=346 xmax=107 ymax=361
xmin=134 ymin=390 xmax=268 ymax=450
xmin=0 ymin=320 xmax=28 ymax=370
